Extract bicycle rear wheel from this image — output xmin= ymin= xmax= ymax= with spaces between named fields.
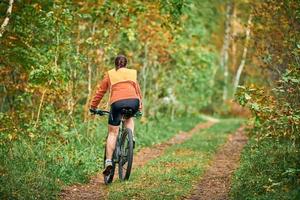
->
xmin=103 ymin=146 xmax=116 ymax=184
xmin=118 ymin=128 xmax=134 ymax=180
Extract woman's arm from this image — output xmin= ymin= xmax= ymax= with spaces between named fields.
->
xmin=90 ymin=73 xmax=109 ymax=109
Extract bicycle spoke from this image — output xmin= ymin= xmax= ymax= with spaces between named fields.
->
xmin=119 ymin=129 xmax=133 ymax=180
xmin=121 ymin=158 xmax=128 ymax=165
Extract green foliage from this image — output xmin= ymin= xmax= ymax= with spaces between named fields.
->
xmin=9 ymin=2 xmax=73 ymax=85
xmin=233 ymin=2 xmax=300 ymax=199
xmin=0 ymin=109 xmax=106 ymax=199
xmin=236 ymin=70 xmax=300 ymax=141
xmin=235 ymin=0 xmax=300 ymax=145
xmin=230 ymin=138 xmax=300 ymax=200
xmin=172 ymin=0 xmax=222 ymax=111
xmin=0 ymin=0 xmax=224 ymax=117
xmin=109 ymin=119 xmax=243 ymax=199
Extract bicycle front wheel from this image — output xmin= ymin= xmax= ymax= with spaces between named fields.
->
xmin=118 ymin=128 xmax=134 ymax=180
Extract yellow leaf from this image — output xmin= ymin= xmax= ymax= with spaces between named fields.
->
xmin=29 ymin=132 xmax=35 ymax=138
xmin=8 ymin=134 xmax=12 ymax=140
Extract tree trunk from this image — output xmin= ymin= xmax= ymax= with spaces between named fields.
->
xmin=0 ymin=0 xmax=14 ymax=37
xmin=141 ymin=43 xmax=148 ymax=116
xmin=68 ymin=26 xmax=81 ymax=116
xmin=231 ymin=5 xmax=238 ymax=71
xmin=233 ymin=13 xmax=252 ymax=95
xmin=34 ymin=89 xmax=47 ymax=127
xmin=220 ymin=1 xmax=233 ymax=101
xmin=84 ymin=22 xmax=97 ymax=121
xmin=142 ymin=43 xmax=148 ymax=99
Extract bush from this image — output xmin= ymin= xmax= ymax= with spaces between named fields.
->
xmin=230 ymin=138 xmax=300 ymax=200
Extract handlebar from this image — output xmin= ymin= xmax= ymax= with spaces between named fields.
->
xmin=91 ymin=109 xmax=142 ymax=118
xmin=94 ymin=109 xmax=110 ymax=116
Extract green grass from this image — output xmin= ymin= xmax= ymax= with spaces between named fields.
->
xmin=0 ymin=113 xmax=203 ymax=199
xmin=230 ymin=138 xmax=300 ymax=200
xmin=108 ymin=118 xmax=243 ymax=200
xmin=0 ymin=121 xmax=105 ymax=200
xmin=135 ymin=114 xmax=205 ymax=148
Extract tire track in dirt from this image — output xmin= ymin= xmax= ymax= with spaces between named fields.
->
xmin=185 ymin=126 xmax=248 ymax=200
xmin=60 ymin=118 xmax=218 ymax=200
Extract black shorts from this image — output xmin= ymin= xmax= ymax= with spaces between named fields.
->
xmin=108 ymin=98 xmax=139 ymax=126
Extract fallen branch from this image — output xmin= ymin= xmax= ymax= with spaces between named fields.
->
xmin=34 ymin=89 xmax=47 ymax=128
xmin=0 ymin=0 xmax=14 ymax=37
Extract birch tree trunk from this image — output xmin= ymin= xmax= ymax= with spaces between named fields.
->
xmin=220 ymin=1 xmax=233 ymax=101
xmin=84 ymin=22 xmax=97 ymax=121
xmin=68 ymin=26 xmax=81 ymax=116
xmin=0 ymin=0 xmax=14 ymax=37
xmin=141 ymin=43 xmax=149 ymax=116
xmin=142 ymin=43 xmax=148 ymax=99
xmin=233 ymin=13 xmax=253 ymax=95
xmin=231 ymin=5 xmax=238 ymax=71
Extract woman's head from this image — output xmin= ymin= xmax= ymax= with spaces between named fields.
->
xmin=115 ymin=55 xmax=127 ymax=69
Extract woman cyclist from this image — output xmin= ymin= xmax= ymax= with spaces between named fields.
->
xmin=89 ymin=55 xmax=143 ymax=176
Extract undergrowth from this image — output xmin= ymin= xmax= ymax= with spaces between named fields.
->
xmin=0 ymin=113 xmax=203 ymax=199
xmin=230 ymin=138 xmax=300 ymax=200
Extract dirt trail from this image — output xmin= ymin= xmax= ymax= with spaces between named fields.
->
xmin=60 ymin=119 xmax=217 ymax=200
xmin=186 ymin=126 xmax=248 ymax=200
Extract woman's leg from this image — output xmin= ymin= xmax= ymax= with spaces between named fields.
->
xmin=124 ymin=117 xmax=134 ymax=132
xmin=106 ymin=125 xmax=119 ymax=160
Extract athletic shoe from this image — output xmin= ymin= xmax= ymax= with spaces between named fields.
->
xmin=103 ymin=160 xmax=113 ymax=176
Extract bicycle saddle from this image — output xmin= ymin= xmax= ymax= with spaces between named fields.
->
xmin=121 ymin=108 xmax=134 ymax=117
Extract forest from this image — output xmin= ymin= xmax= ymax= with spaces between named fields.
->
xmin=0 ymin=0 xmax=299 ymax=199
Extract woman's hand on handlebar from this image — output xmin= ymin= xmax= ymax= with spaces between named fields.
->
xmin=89 ymin=108 xmax=97 ymax=115
xmin=135 ymin=111 xmax=143 ymax=118
xmin=90 ymin=108 xmax=109 ymax=116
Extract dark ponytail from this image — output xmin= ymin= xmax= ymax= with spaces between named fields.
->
xmin=115 ymin=55 xmax=127 ymax=69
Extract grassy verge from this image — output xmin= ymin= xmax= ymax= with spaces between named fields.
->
xmin=0 ymin=114 xmax=203 ymax=199
xmin=230 ymin=138 xmax=300 ymax=200
xmin=108 ymin=118 xmax=243 ymax=200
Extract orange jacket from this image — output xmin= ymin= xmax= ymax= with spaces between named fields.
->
xmin=90 ymin=68 xmax=143 ymax=110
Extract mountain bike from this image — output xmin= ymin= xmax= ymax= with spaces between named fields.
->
xmin=94 ymin=108 xmax=141 ymax=184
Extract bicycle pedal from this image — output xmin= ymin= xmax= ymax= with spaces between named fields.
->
xmin=102 ymin=165 xmax=113 ymax=176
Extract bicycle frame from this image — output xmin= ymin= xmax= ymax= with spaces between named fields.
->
xmin=113 ymin=118 xmax=126 ymax=164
